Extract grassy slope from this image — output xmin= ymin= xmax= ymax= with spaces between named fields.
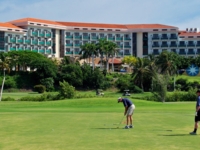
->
xmin=0 ymin=97 xmax=198 ymax=150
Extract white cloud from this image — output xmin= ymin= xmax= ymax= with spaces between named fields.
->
xmin=0 ymin=0 xmax=200 ymax=30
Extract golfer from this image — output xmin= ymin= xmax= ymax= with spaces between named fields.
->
xmin=190 ymin=89 xmax=200 ymax=135
xmin=118 ymin=97 xmax=135 ymax=129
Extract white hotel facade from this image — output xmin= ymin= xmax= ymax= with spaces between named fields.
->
xmin=0 ymin=17 xmax=200 ymax=58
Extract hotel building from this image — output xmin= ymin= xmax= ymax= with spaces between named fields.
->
xmin=0 ymin=17 xmax=200 ymax=58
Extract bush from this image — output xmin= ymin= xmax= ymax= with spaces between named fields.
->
xmin=58 ymin=80 xmax=76 ymax=99
xmin=34 ymin=85 xmax=46 ymax=93
xmin=40 ymin=77 xmax=54 ymax=92
xmin=129 ymin=85 xmax=143 ymax=93
xmin=2 ymin=97 xmax=15 ymax=101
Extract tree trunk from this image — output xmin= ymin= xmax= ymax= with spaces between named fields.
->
xmin=112 ymin=56 xmax=114 ymax=72
xmin=92 ymin=54 xmax=95 ymax=70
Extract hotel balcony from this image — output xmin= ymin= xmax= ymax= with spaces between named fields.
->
xmin=161 ymin=37 xmax=168 ymax=40
xmin=46 ymin=49 xmax=51 ymax=54
xmin=39 ymin=41 xmax=45 ymax=45
xmin=152 ymin=36 xmax=160 ymax=40
xmin=124 ymin=37 xmax=131 ymax=41
xmin=187 ymin=50 xmax=195 ymax=54
xmin=39 ymin=49 xmax=45 ymax=53
xmin=39 ymin=33 xmax=45 ymax=37
xmin=74 ymin=36 xmax=82 ymax=40
xmin=161 ymin=44 xmax=168 ymax=48
xmin=178 ymin=44 xmax=186 ymax=48
xmin=32 ymin=49 xmax=38 ymax=52
xmin=91 ymin=36 xmax=98 ymax=40
xmin=10 ymin=38 xmax=16 ymax=43
xmin=46 ymin=33 xmax=51 ymax=38
xmin=66 ymin=51 xmax=73 ymax=54
xmin=46 ymin=42 xmax=51 ymax=46
xmin=124 ymin=52 xmax=131 ymax=55
xmin=152 ymin=45 xmax=160 ymax=48
xmin=25 ymin=40 xmax=31 ymax=44
xmin=32 ymin=32 xmax=38 ymax=36
xmin=74 ymin=51 xmax=80 ymax=55
xmin=32 ymin=40 xmax=38 ymax=45
xmin=17 ymin=39 xmax=23 ymax=44
xmin=187 ymin=44 xmax=195 ymax=47
xmin=10 ymin=47 xmax=16 ymax=51
xmin=66 ymin=43 xmax=73 ymax=47
xmin=83 ymin=36 xmax=90 ymax=40
xmin=152 ymin=50 xmax=159 ymax=55
xmin=108 ymin=37 xmax=115 ymax=41
xmin=170 ymin=44 xmax=177 ymax=47
xmin=74 ymin=44 xmax=81 ymax=47
xmin=169 ymin=36 xmax=178 ymax=40
xmin=116 ymin=37 xmax=122 ymax=41
xmin=179 ymin=50 xmax=186 ymax=55
xmin=124 ymin=45 xmax=131 ymax=48
xmin=66 ymin=35 xmax=73 ymax=39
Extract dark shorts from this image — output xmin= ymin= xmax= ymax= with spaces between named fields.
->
xmin=195 ymin=111 xmax=200 ymax=122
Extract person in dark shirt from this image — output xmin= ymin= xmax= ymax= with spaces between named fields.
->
xmin=190 ymin=90 xmax=200 ymax=135
xmin=118 ymin=97 xmax=135 ymax=129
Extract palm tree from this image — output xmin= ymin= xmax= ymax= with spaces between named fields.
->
xmin=0 ymin=52 xmax=11 ymax=73
xmin=96 ymin=39 xmax=107 ymax=70
xmin=80 ymin=43 xmax=98 ymax=70
xmin=107 ymin=42 xmax=118 ymax=72
xmin=132 ymin=57 xmax=151 ymax=91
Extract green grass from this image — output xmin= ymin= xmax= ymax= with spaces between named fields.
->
xmin=176 ymin=74 xmax=200 ymax=82
xmin=0 ymin=97 xmax=198 ymax=150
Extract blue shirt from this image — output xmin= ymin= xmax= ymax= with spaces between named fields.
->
xmin=196 ymin=96 xmax=200 ymax=108
xmin=122 ymin=98 xmax=133 ymax=107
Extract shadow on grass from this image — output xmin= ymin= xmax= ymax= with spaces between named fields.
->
xmin=91 ymin=128 xmax=124 ymax=130
xmin=158 ymin=134 xmax=195 ymax=136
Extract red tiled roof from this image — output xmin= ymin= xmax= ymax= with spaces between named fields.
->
xmin=108 ymin=58 xmax=122 ymax=64
xmin=179 ymin=31 xmax=200 ymax=36
xmin=57 ymin=21 xmax=127 ymax=29
xmin=0 ymin=22 xmax=22 ymax=29
xmin=126 ymin=24 xmax=177 ymax=29
xmin=8 ymin=18 xmax=64 ymax=26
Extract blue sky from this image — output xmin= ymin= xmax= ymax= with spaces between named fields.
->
xmin=0 ymin=0 xmax=200 ymax=30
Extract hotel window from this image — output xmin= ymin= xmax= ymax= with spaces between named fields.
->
xmin=99 ymin=33 xmax=104 ymax=37
xmin=83 ymin=33 xmax=88 ymax=36
xmin=108 ymin=34 xmax=112 ymax=37
xmin=66 ymin=32 xmax=71 ymax=36
xmin=116 ymin=34 xmax=120 ymax=37
xmin=74 ymin=33 xmax=79 ymax=36
xmin=66 ymin=48 xmax=70 ymax=52
xmin=66 ymin=40 xmax=70 ymax=44
xmin=91 ymin=33 xmax=96 ymax=36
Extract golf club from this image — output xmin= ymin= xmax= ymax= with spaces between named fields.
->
xmin=116 ymin=115 xmax=125 ymax=128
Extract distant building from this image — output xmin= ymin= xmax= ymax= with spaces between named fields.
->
xmin=0 ymin=17 xmax=199 ymax=58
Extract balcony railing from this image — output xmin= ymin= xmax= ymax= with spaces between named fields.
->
xmin=46 ymin=42 xmax=51 ymax=46
xmin=83 ymin=36 xmax=90 ymax=40
xmin=91 ymin=36 xmax=98 ymax=40
xmin=74 ymin=44 xmax=81 ymax=47
xmin=74 ymin=51 xmax=80 ymax=54
xmin=46 ymin=33 xmax=51 ymax=38
xmin=25 ymin=40 xmax=31 ymax=44
xmin=170 ymin=44 xmax=177 ymax=47
xmin=124 ymin=53 xmax=131 ymax=55
xmin=187 ymin=44 xmax=195 ymax=47
xmin=161 ymin=44 xmax=168 ymax=47
xmin=124 ymin=38 xmax=131 ymax=40
xmin=152 ymin=45 xmax=160 ymax=48
xmin=39 ymin=41 xmax=45 ymax=45
xmin=66 ymin=43 xmax=73 ymax=46
xmin=108 ymin=38 xmax=114 ymax=41
xmin=179 ymin=51 xmax=186 ymax=54
xmin=10 ymin=47 xmax=16 ymax=51
xmin=153 ymin=51 xmax=159 ymax=55
xmin=17 ymin=48 xmax=23 ymax=51
xmin=124 ymin=45 xmax=131 ymax=48
xmin=152 ymin=37 xmax=159 ymax=40
xmin=66 ymin=51 xmax=73 ymax=54
xmin=32 ymin=40 xmax=38 ymax=45
xmin=161 ymin=37 xmax=168 ymax=40
xmin=66 ymin=35 xmax=73 ymax=39
xmin=10 ymin=38 xmax=16 ymax=43
xmin=39 ymin=33 xmax=45 ymax=37
xmin=170 ymin=36 xmax=177 ymax=39
xmin=179 ymin=44 xmax=186 ymax=47
xmin=74 ymin=36 xmax=82 ymax=39
xmin=116 ymin=37 xmax=122 ymax=41
xmin=39 ymin=49 xmax=45 ymax=53
xmin=46 ymin=50 xmax=51 ymax=54
xmin=32 ymin=32 xmax=38 ymax=36
xmin=188 ymin=51 xmax=195 ymax=54
xmin=32 ymin=49 xmax=38 ymax=52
